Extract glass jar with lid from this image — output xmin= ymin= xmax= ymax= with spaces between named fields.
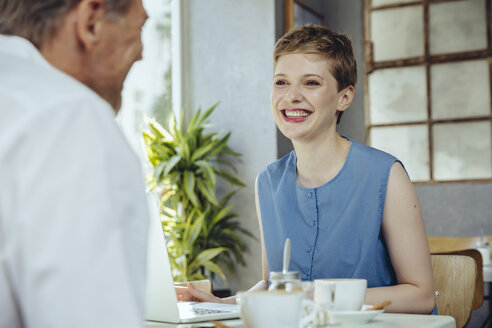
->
xmin=268 ymin=271 xmax=303 ymax=293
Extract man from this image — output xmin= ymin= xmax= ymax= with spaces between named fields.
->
xmin=0 ymin=0 xmax=150 ymax=327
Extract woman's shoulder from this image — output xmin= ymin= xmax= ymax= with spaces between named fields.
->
xmin=258 ymin=150 xmax=296 ymax=182
xmin=348 ymin=137 xmax=399 ymax=165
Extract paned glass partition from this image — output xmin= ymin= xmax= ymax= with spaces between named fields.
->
xmin=364 ymin=0 xmax=492 ymax=183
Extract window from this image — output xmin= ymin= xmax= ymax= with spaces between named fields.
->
xmin=117 ymin=0 xmax=177 ymax=158
xmin=364 ymin=0 xmax=492 ymax=183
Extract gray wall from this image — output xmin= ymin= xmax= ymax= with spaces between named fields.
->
xmin=182 ymin=0 xmax=277 ymax=292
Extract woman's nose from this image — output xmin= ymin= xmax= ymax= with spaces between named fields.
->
xmin=285 ymin=85 xmax=303 ymax=103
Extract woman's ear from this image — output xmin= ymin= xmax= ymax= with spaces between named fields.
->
xmin=75 ymin=0 xmax=106 ymax=51
xmin=337 ymin=85 xmax=355 ymax=113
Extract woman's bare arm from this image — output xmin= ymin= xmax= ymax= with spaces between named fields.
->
xmin=365 ymin=162 xmax=435 ymax=313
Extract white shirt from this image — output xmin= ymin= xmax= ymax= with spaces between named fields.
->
xmin=0 ymin=35 xmax=149 ymax=328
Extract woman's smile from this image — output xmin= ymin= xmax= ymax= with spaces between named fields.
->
xmin=282 ymin=108 xmax=313 ymax=122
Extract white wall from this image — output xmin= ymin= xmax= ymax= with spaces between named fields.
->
xmin=182 ymin=0 xmax=277 ymax=292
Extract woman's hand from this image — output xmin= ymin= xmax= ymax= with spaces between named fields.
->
xmin=175 ymin=282 xmax=226 ymax=303
xmin=175 ymin=280 xmax=268 ymax=304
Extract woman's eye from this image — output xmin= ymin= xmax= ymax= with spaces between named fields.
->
xmin=306 ymin=80 xmax=320 ymax=86
xmin=275 ymin=80 xmax=286 ymax=86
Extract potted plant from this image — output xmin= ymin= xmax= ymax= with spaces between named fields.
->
xmin=143 ymin=103 xmax=253 ymax=283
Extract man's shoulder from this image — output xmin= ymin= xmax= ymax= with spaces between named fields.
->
xmin=5 ymin=63 xmax=105 ymax=112
xmin=0 ymin=36 xmax=111 ymax=117
xmin=0 ymin=39 xmax=122 ymax=160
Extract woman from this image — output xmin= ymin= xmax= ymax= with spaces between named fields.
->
xmin=178 ymin=24 xmax=436 ymax=314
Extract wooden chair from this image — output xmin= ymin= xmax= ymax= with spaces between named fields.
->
xmin=428 ymin=235 xmax=492 ymax=253
xmin=431 ymin=249 xmax=484 ymax=328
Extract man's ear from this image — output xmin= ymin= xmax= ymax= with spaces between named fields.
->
xmin=75 ymin=0 xmax=106 ymax=51
xmin=337 ymin=85 xmax=354 ymax=113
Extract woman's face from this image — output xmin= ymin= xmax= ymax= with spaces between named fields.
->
xmin=270 ymin=53 xmax=348 ymax=143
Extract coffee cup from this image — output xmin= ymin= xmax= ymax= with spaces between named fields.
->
xmin=314 ymin=278 xmax=367 ymax=311
xmin=237 ymin=290 xmax=316 ymax=328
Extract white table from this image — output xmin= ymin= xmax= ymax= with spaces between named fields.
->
xmin=146 ymin=313 xmax=456 ymax=328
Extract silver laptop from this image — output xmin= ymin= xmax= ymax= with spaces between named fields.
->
xmin=145 ymin=194 xmax=240 ymax=323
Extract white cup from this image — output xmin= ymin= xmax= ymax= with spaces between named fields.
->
xmin=238 ymin=290 xmax=316 ymax=328
xmin=314 ymin=279 xmax=367 ymax=311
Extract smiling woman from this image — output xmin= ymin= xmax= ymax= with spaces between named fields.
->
xmin=255 ymin=24 xmax=437 ymax=315
xmin=175 ymin=24 xmax=437 ymax=315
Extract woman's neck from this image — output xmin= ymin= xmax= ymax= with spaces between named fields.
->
xmin=293 ymin=134 xmax=351 ymax=188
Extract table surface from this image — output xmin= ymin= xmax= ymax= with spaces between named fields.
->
xmin=146 ymin=313 xmax=456 ymax=328
xmin=143 ymin=263 xmax=491 ymax=328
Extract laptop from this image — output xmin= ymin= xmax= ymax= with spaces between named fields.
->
xmin=144 ymin=194 xmax=241 ymax=323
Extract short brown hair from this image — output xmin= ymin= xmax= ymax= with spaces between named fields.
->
xmin=273 ymin=25 xmax=357 ymax=123
xmin=0 ymin=0 xmax=133 ymax=49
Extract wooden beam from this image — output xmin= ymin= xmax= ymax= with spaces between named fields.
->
xmin=285 ymin=0 xmax=294 ymax=32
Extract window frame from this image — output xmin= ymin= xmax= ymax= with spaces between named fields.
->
xmin=363 ymin=0 xmax=492 ymax=184
xmin=285 ymin=0 xmax=325 ymax=32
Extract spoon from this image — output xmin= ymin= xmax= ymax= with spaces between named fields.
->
xmin=283 ymin=238 xmax=291 ymax=273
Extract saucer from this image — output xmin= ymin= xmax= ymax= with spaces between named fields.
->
xmin=332 ymin=305 xmax=383 ymax=324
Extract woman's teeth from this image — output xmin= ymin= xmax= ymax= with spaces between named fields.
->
xmin=284 ymin=110 xmax=310 ymax=118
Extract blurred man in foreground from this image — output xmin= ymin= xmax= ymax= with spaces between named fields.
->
xmin=0 ymin=0 xmax=150 ymax=327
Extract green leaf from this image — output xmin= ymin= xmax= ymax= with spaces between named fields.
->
xmin=147 ymin=119 xmax=167 ymax=139
xmin=190 ymin=142 xmax=216 ymax=162
xmin=214 ymin=158 xmax=237 ymax=173
xmin=185 ymin=210 xmax=205 ymax=251
xmin=215 ymin=168 xmax=245 ymax=187
xmin=195 ymin=160 xmax=216 ymax=186
xmin=201 ymin=260 xmax=226 ymax=281
xmin=194 ymin=102 xmax=219 ymax=130
xmin=179 ymin=141 xmax=191 ymax=164
xmin=196 ymin=180 xmax=218 ymax=206
xmin=163 ymin=154 xmax=182 ymax=176
xmin=189 ymin=247 xmax=226 ymax=269
xmin=186 ymin=108 xmax=202 ymax=135
xmin=202 ymin=133 xmax=230 ymax=160
xmin=219 ymin=191 xmax=237 ymax=207
xmin=183 ymin=171 xmax=200 ymax=208
xmin=209 ymin=205 xmax=233 ymax=228
xmin=222 ymin=145 xmax=242 ymax=157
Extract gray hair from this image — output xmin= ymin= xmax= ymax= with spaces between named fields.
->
xmin=0 ymin=0 xmax=133 ymax=48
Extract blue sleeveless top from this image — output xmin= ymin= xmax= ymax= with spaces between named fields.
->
xmin=257 ymin=138 xmax=398 ymax=287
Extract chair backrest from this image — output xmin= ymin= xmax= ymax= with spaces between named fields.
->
xmin=428 ymin=235 xmax=492 ymax=253
xmin=431 ymin=249 xmax=484 ymax=328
